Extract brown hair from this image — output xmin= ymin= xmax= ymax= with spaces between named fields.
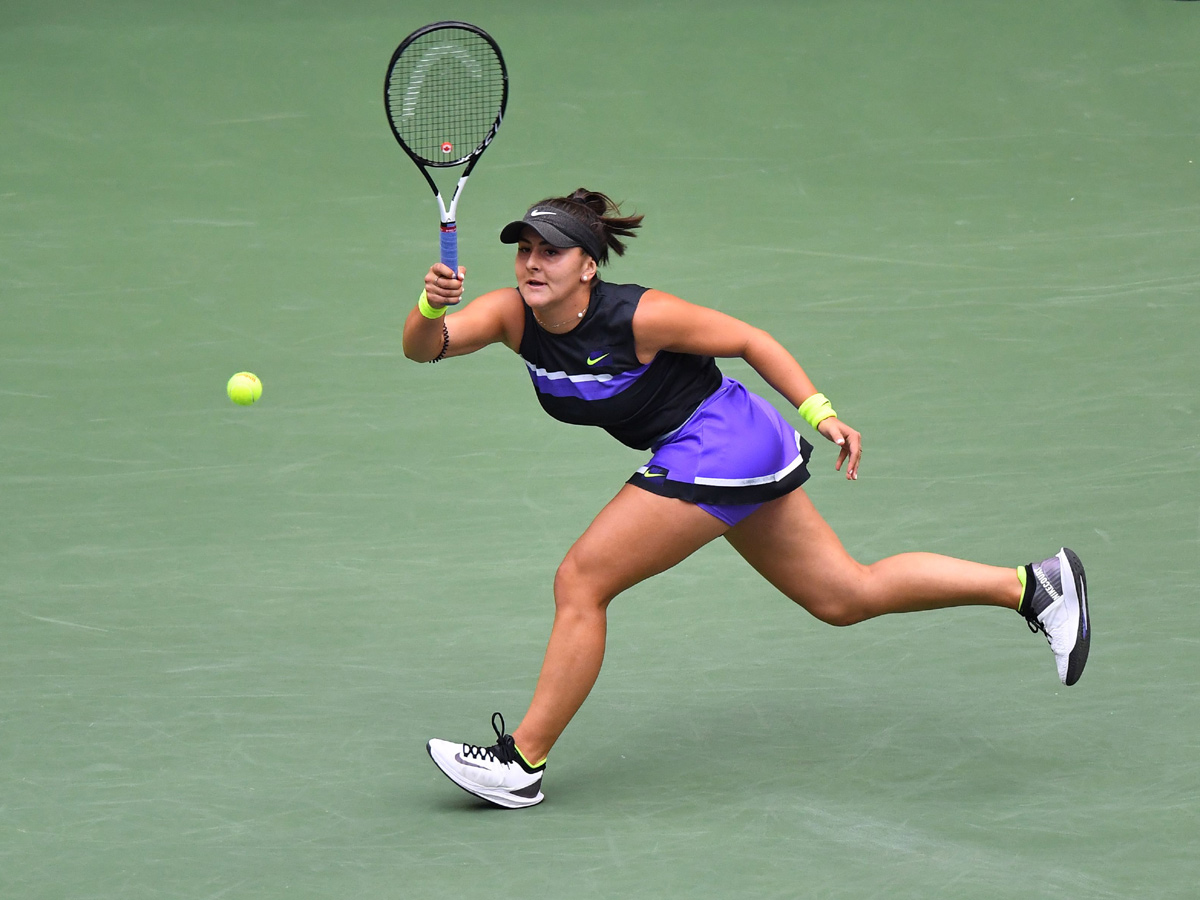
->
xmin=534 ymin=188 xmax=643 ymax=265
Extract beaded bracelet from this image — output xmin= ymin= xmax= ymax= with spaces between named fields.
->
xmin=428 ymin=319 xmax=449 ymax=363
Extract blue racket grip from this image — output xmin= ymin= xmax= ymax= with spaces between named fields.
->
xmin=440 ymin=224 xmax=458 ymax=279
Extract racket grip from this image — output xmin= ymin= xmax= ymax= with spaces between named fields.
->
xmin=440 ymin=224 xmax=458 ymax=278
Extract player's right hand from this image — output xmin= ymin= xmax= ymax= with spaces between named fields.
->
xmin=424 ymin=263 xmax=465 ymax=309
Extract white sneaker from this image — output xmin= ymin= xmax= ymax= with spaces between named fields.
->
xmin=1020 ymin=548 xmax=1090 ymax=686
xmin=427 ymin=713 xmax=546 ymax=809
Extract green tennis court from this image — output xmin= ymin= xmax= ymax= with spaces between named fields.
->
xmin=3 ymin=1 xmax=1198 ymax=897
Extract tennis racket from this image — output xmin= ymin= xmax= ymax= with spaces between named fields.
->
xmin=384 ymin=21 xmax=509 ymax=277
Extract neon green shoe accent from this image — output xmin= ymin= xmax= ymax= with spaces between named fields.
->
xmin=1016 ymin=565 xmax=1028 ymax=612
xmin=515 ymin=743 xmax=547 ymax=771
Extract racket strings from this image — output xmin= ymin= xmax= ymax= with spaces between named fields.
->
xmin=386 ymin=30 xmax=505 ymax=166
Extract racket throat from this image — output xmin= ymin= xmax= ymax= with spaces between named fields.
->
xmin=435 ymin=173 xmax=470 ymax=225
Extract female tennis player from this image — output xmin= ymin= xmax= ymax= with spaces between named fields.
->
xmin=403 ymin=189 xmax=1090 ymax=809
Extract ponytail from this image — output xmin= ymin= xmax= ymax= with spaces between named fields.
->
xmin=537 ymin=188 xmax=643 ymax=265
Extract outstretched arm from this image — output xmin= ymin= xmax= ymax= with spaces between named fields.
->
xmin=632 ymin=290 xmax=862 ymax=479
xmin=402 ymin=263 xmax=525 ymax=362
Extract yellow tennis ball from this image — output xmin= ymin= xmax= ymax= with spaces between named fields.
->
xmin=227 ymin=372 xmax=262 ymax=406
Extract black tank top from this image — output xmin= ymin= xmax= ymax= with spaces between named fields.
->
xmin=518 ymin=280 xmax=723 ymax=450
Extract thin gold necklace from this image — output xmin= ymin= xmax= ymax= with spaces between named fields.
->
xmin=533 ymin=302 xmax=588 ymax=330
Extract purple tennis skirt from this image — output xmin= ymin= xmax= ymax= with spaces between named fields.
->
xmin=626 ymin=377 xmax=814 ymax=526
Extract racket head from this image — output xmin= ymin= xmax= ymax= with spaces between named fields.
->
xmin=384 ymin=21 xmax=508 ymax=170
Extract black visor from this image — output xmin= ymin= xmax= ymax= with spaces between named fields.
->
xmin=499 ymin=205 xmax=604 ymax=261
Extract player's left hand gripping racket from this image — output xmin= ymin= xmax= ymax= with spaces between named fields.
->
xmin=384 ymin=21 xmax=509 ymax=277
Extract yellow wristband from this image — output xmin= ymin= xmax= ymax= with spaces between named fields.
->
xmin=798 ymin=392 xmax=837 ymax=429
xmin=417 ymin=289 xmax=446 ymax=319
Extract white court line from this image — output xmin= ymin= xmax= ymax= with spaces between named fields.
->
xmin=19 ymin=612 xmax=111 ymax=633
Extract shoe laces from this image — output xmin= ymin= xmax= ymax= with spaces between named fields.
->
xmin=1024 ymin=606 xmax=1052 ymax=645
xmin=457 ymin=712 xmax=518 ymax=766
xmin=1022 ymin=561 xmax=1061 ymax=636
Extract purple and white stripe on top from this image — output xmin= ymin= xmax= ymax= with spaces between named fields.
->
xmin=524 ymin=359 xmax=651 ymax=401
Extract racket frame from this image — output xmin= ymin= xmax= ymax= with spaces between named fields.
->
xmin=384 ymin=21 xmax=509 ymax=274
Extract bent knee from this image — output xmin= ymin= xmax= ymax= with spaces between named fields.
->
xmin=805 ymin=602 xmax=868 ymax=628
xmin=782 ymin=576 xmax=873 ymax=627
xmin=553 ymin=550 xmax=613 ymax=612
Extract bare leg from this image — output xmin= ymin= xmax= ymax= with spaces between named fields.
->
xmin=511 ymin=485 xmax=729 ymax=763
xmin=725 ymin=488 xmax=1022 ymax=626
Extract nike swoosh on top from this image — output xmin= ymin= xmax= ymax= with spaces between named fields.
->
xmin=529 ymin=209 xmax=555 ymax=217
xmin=587 ymin=353 xmax=609 ymax=365
xmin=642 ymin=472 xmax=666 ymax=478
